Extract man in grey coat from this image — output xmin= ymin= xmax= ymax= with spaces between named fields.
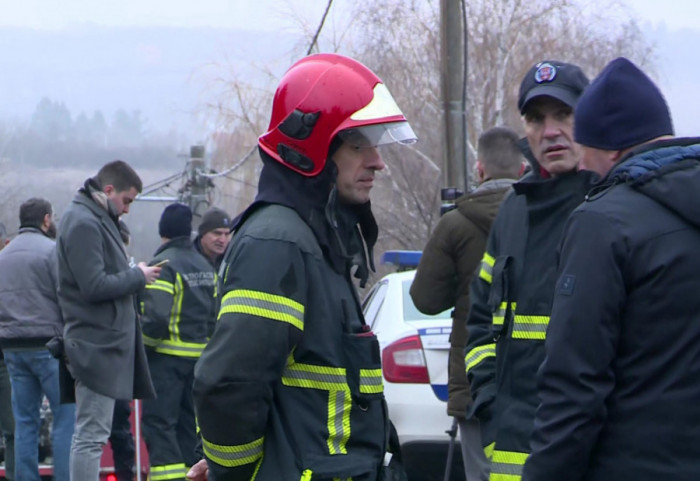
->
xmin=0 ymin=198 xmax=75 ymax=481
xmin=57 ymin=160 xmax=161 ymax=481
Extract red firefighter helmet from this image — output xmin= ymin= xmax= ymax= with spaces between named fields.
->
xmin=258 ymin=53 xmax=416 ymax=177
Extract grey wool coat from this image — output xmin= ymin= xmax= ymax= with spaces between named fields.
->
xmin=57 ymin=191 xmax=155 ymax=400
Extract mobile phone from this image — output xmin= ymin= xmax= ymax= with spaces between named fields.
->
xmin=153 ymin=259 xmax=169 ymax=267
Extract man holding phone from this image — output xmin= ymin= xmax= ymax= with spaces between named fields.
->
xmin=57 ymin=160 xmax=161 ymax=480
xmin=140 ymin=203 xmax=218 ymax=480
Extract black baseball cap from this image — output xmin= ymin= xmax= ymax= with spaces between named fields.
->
xmin=518 ymin=61 xmax=590 ymax=114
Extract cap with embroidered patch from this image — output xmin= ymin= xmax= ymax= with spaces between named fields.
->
xmin=518 ymin=61 xmax=590 ymax=114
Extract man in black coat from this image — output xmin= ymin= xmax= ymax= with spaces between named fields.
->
xmin=523 ymin=58 xmax=700 ymax=481
xmin=57 ymin=160 xmax=161 ymax=481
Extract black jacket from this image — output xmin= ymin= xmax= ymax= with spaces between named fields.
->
xmin=523 ymin=139 xmax=700 ymax=481
xmin=464 ymin=168 xmax=597 ymax=477
xmin=140 ymin=236 xmax=217 ymax=358
xmin=193 ymin=153 xmax=386 ymax=481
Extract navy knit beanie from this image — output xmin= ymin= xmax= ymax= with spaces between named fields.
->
xmin=574 ymin=57 xmax=673 ymax=150
xmin=159 ymin=203 xmax=193 ymax=239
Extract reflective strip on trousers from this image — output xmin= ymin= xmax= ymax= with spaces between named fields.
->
xmin=465 ymin=343 xmax=496 ymax=375
xmin=511 ymin=315 xmax=549 ymax=340
xmin=149 ymin=463 xmax=187 ymax=481
xmin=479 ymin=252 xmax=495 ymax=284
xmin=489 ymin=449 xmax=528 ymax=481
xmin=219 ymin=289 xmax=305 ymax=331
xmin=359 ymin=368 xmax=383 ymax=394
xmin=202 ymin=436 xmax=264 ymax=468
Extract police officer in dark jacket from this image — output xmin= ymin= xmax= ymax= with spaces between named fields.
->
xmin=523 ymin=58 xmax=700 ymax=481
xmin=141 ymin=203 xmax=217 ymax=481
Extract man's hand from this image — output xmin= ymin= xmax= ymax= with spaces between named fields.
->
xmin=187 ymin=459 xmax=208 ymax=481
xmin=137 ymin=262 xmax=162 ymax=284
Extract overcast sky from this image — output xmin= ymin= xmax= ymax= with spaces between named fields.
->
xmin=0 ymin=0 xmax=698 ymax=136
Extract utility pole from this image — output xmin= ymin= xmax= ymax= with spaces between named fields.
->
xmin=440 ymin=0 xmax=467 ymax=193
xmin=182 ymin=145 xmax=210 ymax=231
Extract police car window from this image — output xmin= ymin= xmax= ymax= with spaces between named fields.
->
xmin=402 ymin=280 xmax=451 ymax=321
xmin=363 ymin=281 xmax=388 ymax=329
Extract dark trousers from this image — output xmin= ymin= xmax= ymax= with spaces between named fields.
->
xmin=109 ymin=399 xmax=135 ymax=481
xmin=142 ymin=352 xmax=198 ymax=481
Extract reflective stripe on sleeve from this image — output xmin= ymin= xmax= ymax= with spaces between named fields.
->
xmin=359 ymin=368 xmax=384 ymax=394
xmin=149 ymin=463 xmax=187 ymax=481
xmin=219 ymin=289 xmax=304 ymax=331
xmin=493 ymin=302 xmax=516 ymax=327
xmin=152 ymin=339 xmax=207 ymax=358
xmin=511 ymin=315 xmax=549 ymax=340
xmin=478 ymin=252 xmax=495 ymax=283
xmin=202 ymin=436 xmax=264 ymax=468
xmin=146 ymin=279 xmax=175 ymax=295
xmin=489 ymin=449 xmax=528 ymax=481
xmin=465 ymin=343 xmax=496 ymax=374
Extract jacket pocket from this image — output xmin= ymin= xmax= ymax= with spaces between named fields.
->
xmin=301 ymin=452 xmax=379 ymax=481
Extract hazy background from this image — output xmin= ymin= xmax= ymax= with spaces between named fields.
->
xmin=0 ymin=0 xmax=698 ymax=264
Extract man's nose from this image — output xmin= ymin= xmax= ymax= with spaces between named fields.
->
xmin=542 ymin=117 xmax=562 ymax=138
xmin=366 ymin=147 xmax=386 ymax=171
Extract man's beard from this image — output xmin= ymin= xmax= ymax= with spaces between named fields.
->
xmin=46 ymin=221 xmax=57 ymax=239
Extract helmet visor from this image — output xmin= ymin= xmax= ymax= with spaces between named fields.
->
xmin=338 ymin=121 xmax=417 ymax=148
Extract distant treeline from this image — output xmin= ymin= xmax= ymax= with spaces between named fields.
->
xmin=1 ymin=97 xmax=183 ymax=168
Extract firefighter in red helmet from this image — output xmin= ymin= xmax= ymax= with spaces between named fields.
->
xmin=190 ymin=53 xmax=416 ymax=481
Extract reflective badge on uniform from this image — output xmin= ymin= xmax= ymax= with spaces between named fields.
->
xmin=558 ymin=274 xmax=575 ymax=295
xmin=534 ymin=63 xmax=557 ymax=83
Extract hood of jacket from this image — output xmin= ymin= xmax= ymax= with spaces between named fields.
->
xmin=455 ymin=178 xmax=516 ymax=232
xmin=232 ymin=148 xmax=378 ymax=287
xmin=605 ymin=137 xmax=700 ymax=229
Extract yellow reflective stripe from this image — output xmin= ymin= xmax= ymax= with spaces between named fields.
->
xmin=202 ymin=436 xmax=263 ymax=468
xmin=489 ymin=449 xmax=528 ymax=481
xmin=493 ymin=302 xmax=516 ymax=327
xmin=169 ymin=273 xmax=184 ymax=341
xmin=327 ymin=390 xmax=351 ymax=454
xmin=511 ymin=315 xmax=549 ymax=340
xmin=146 ymin=279 xmax=175 ymax=295
xmin=153 ymin=339 xmax=207 ymax=358
xmin=150 ymin=463 xmax=187 ymax=481
xmin=465 ymin=343 xmax=496 ymax=374
xmin=301 ymin=469 xmax=313 ymax=481
xmin=479 ymin=252 xmax=495 ymax=283
xmin=142 ymin=333 xmax=159 ymax=347
xmin=484 ymin=441 xmax=495 ymax=460
xmin=282 ymin=362 xmax=349 ymax=391
xmin=219 ymin=289 xmax=304 ymax=331
xmin=359 ymin=368 xmax=383 ymax=394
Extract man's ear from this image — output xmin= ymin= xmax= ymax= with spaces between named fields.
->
xmin=103 ymin=184 xmax=115 ymax=196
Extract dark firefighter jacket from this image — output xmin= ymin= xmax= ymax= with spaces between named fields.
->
xmin=193 ymin=153 xmax=387 ymax=481
xmin=464 ymin=168 xmax=597 ymax=480
xmin=140 ymin=236 xmax=217 ymax=358
xmin=523 ymin=139 xmax=700 ymax=481
xmin=410 ymin=178 xmax=515 ymax=417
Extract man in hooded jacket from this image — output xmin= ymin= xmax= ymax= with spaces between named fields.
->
xmin=410 ymin=126 xmax=523 ymax=481
xmin=190 ymin=53 xmax=417 ymax=481
xmin=522 ymin=58 xmax=700 ymax=481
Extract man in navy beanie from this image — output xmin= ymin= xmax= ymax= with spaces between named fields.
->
xmin=140 ymin=203 xmax=217 ymax=481
xmin=523 ymin=57 xmax=700 ymax=481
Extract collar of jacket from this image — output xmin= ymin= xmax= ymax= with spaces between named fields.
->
xmin=78 ymin=177 xmax=121 ymax=225
xmin=154 ymin=236 xmax=192 ymax=257
xmin=513 ymin=169 xmax=598 ymax=198
xmin=17 ymin=226 xmax=51 ymax=238
xmin=607 ymin=137 xmax=700 ymax=183
xmin=233 ymin=149 xmax=378 ymax=286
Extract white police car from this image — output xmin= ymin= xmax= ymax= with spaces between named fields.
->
xmin=362 ymin=251 xmax=463 ymax=480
